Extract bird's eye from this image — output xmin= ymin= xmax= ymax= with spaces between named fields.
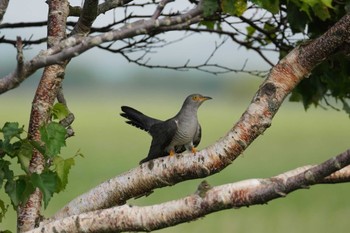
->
xmin=192 ymin=95 xmax=199 ymax=101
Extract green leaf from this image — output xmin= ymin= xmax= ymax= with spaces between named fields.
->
xmin=321 ymin=0 xmax=333 ymax=8
xmin=28 ymin=140 xmax=46 ymax=157
xmin=312 ymin=3 xmax=331 ymax=21
xmin=40 ymin=122 xmax=66 ymax=157
xmin=286 ymin=1 xmax=309 ymax=33
xmin=203 ymin=0 xmax=219 ymax=17
xmin=51 ymin=103 xmax=69 ymax=121
xmin=5 ymin=176 xmax=34 ymax=208
xmin=53 ymin=156 xmax=75 ymax=191
xmin=0 ymin=160 xmax=13 ymax=189
xmin=251 ymin=0 xmax=280 ymax=14
xmin=0 ymin=198 xmax=9 ymax=223
xmin=221 ymin=0 xmax=247 ymax=16
xmin=17 ymin=141 xmax=33 ymax=174
xmin=31 ymin=172 xmax=58 ymax=209
xmin=199 ymin=20 xmax=216 ymax=30
xmin=1 ymin=122 xmax=23 ymax=142
xmin=246 ymin=26 xmax=256 ymax=38
xmin=0 ymin=140 xmax=22 ymax=159
xmin=341 ymin=99 xmax=350 ymax=117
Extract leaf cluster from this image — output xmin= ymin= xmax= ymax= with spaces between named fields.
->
xmin=0 ymin=104 xmax=79 ymax=225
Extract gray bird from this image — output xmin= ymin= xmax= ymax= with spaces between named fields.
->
xmin=120 ymin=94 xmax=212 ymax=164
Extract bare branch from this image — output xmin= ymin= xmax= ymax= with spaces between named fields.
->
xmin=0 ymin=1 xmax=204 ymax=94
xmin=97 ymin=0 xmax=133 ymax=15
xmin=0 ymin=21 xmax=48 ymax=29
xmin=173 ymin=25 xmax=276 ymax=67
xmin=0 ymin=36 xmax=47 ymax=46
xmin=151 ymin=0 xmax=174 ymax=20
xmin=16 ymin=36 xmax=24 ymax=80
xmin=32 ymin=149 xmax=350 ymax=232
xmin=322 ymin=165 xmax=350 ymax=183
xmin=71 ymin=0 xmax=98 ymax=36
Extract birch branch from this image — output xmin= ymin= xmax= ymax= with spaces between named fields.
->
xmin=50 ymin=13 xmax=350 ymax=221
xmin=30 ymin=149 xmax=350 ymax=233
xmin=17 ymin=1 xmax=70 ymax=232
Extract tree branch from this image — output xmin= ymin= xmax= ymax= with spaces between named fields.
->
xmin=97 ymin=0 xmax=133 ymax=15
xmin=70 ymin=0 xmax=98 ymax=36
xmin=17 ymin=1 xmax=70 ymax=232
xmin=49 ymin=14 xmax=350 ymax=221
xmin=299 ymin=13 xmax=350 ymax=70
xmin=151 ymin=0 xmax=174 ymax=20
xmin=322 ymin=165 xmax=350 ymax=183
xmin=0 ymin=1 xmax=204 ymax=95
xmin=30 ymin=149 xmax=350 ymax=232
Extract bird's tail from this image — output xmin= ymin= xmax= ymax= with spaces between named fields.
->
xmin=120 ymin=106 xmax=161 ymax=132
xmin=139 ymin=156 xmax=150 ymax=164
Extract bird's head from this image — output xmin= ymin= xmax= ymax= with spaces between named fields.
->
xmin=191 ymin=94 xmax=212 ymax=102
xmin=183 ymin=94 xmax=212 ymax=108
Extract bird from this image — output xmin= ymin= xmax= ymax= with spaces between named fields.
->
xmin=120 ymin=94 xmax=212 ymax=164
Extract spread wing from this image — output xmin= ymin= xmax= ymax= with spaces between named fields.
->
xmin=139 ymin=119 xmax=178 ymax=164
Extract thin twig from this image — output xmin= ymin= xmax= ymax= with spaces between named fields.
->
xmin=152 ymin=0 xmax=174 ymax=19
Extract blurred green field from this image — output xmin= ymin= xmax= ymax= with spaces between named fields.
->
xmin=1 ymin=80 xmax=350 ymax=232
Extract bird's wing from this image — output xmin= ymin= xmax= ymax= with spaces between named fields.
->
xmin=193 ymin=124 xmax=202 ymax=147
xmin=142 ymin=119 xmax=178 ymax=162
xmin=120 ymin=106 xmax=162 ymax=132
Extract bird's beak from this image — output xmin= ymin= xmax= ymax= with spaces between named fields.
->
xmin=200 ymin=96 xmax=212 ymax=102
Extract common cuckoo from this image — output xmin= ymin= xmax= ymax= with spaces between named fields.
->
xmin=120 ymin=94 xmax=212 ymax=164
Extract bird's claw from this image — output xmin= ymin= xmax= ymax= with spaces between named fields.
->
xmin=169 ymin=150 xmax=175 ymax=157
xmin=191 ymin=147 xmax=197 ymax=155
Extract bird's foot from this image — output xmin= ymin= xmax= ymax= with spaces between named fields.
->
xmin=191 ymin=147 xmax=197 ymax=155
xmin=169 ymin=149 xmax=175 ymax=157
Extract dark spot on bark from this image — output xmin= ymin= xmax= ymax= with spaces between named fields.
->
xmin=268 ymin=100 xmax=279 ymax=112
xmin=261 ymin=82 xmax=276 ymax=97
xmin=147 ymin=160 xmax=154 ymax=170
xmin=52 ymin=226 xmax=59 ymax=233
xmin=74 ymin=216 xmax=81 ymax=230
xmin=197 ymin=156 xmax=204 ymax=163
xmin=237 ymin=140 xmax=247 ymax=149
xmin=57 ymin=71 xmax=65 ymax=79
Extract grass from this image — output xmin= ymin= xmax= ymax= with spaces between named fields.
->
xmin=1 ymin=86 xmax=350 ymax=233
